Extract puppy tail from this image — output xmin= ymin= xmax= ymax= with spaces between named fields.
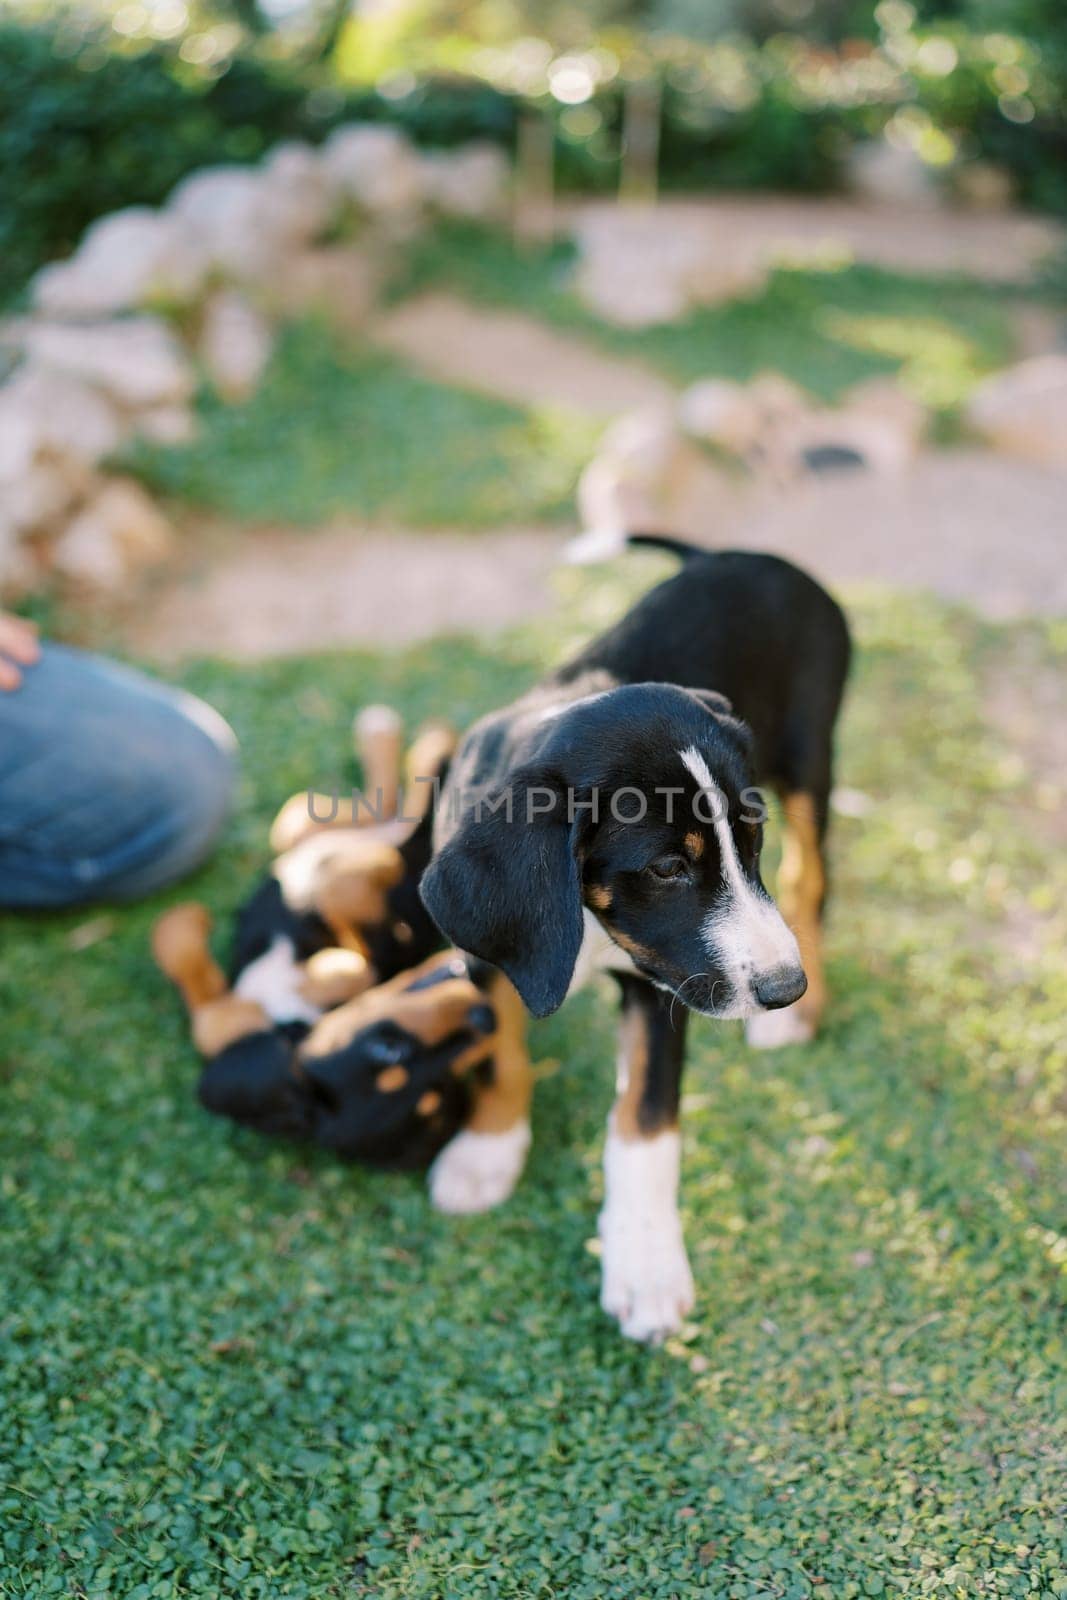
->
xmin=562 ymin=528 xmax=705 ymax=566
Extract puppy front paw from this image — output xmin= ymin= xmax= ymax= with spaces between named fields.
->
xmin=598 ymin=1207 xmax=695 ymax=1344
xmin=428 ymin=1121 xmax=531 ymax=1215
xmin=745 ymin=1003 xmax=816 ymax=1050
xmin=599 ymin=1126 xmax=694 ymax=1343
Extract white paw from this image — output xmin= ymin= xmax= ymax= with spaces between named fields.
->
xmin=745 ymin=1005 xmax=815 ymax=1050
xmin=599 ymin=1208 xmax=695 ymax=1343
xmin=428 ymin=1121 xmax=531 ymax=1215
xmin=599 ymin=1127 xmax=694 ymax=1343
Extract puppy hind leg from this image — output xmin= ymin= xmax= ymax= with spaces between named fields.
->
xmin=152 ymin=903 xmax=269 ymax=1057
xmin=429 ymin=974 xmax=533 ymax=1215
xmin=747 ymin=789 xmax=827 ymax=1049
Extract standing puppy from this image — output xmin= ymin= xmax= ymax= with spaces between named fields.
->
xmin=420 ymin=535 xmax=850 ymax=1341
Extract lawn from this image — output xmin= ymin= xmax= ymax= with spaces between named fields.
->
xmin=127 ymin=320 xmax=598 ymax=530
xmin=392 ymin=223 xmax=1020 ymax=412
xmin=1 ymin=566 xmax=1064 ymax=1598
xmin=122 ymin=224 xmax=1025 ymax=536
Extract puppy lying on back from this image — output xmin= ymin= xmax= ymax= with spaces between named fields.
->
xmin=419 ymin=534 xmax=851 ymax=1341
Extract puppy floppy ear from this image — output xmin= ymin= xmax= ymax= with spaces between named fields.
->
xmin=419 ymin=768 xmax=583 ymax=1019
xmin=684 ymin=686 xmax=756 ymax=760
xmin=684 ymin=687 xmax=734 ymax=719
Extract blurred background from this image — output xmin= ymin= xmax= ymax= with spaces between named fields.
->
xmin=2 ymin=0 xmax=1066 ymax=640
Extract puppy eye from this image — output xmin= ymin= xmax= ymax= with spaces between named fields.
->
xmin=647 ymin=854 xmax=689 ymax=881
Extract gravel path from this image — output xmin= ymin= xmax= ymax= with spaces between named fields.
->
xmin=567 ymin=195 xmax=1063 ymax=284
xmin=120 ymin=197 xmax=1067 ymax=658
xmin=128 ymin=444 xmax=1067 ymax=662
xmin=375 ymin=291 xmax=674 ymax=417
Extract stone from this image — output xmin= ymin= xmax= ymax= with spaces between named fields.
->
xmin=51 ymin=477 xmax=173 ymax=591
xmin=263 ymin=244 xmax=380 ymax=333
xmin=749 ymin=375 xmax=922 ymax=479
xmin=17 ymin=317 xmax=195 ymax=410
xmin=260 ymin=141 xmax=338 ymax=244
xmin=847 ymin=138 xmax=941 ymax=209
xmin=954 ymin=160 xmax=1015 ymax=212
xmin=32 ymin=206 xmax=206 ymax=317
xmin=573 ymin=207 xmax=769 ymax=327
xmin=0 ymin=389 xmax=39 ymax=485
xmin=575 ymin=259 xmax=689 ymax=328
xmin=0 ymin=364 xmax=126 ymax=467
xmin=420 ymin=143 xmax=510 ymax=219
xmin=168 ymin=165 xmax=289 ymax=282
xmin=3 ymin=459 xmax=80 ymax=534
xmin=0 ymin=517 xmax=38 ymax=599
xmin=966 ymin=355 xmax=1067 ymax=465
xmin=198 ymin=290 xmax=273 ymax=402
xmin=577 ymin=406 xmax=693 ymax=534
xmin=321 ymin=123 xmax=425 ymax=217
xmin=135 ymin=402 xmax=199 ymax=447
xmin=677 ymin=379 xmax=762 ymax=453
xmin=843 ymin=377 xmax=926 ymax=447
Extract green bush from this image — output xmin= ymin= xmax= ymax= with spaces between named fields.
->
xmin=4 ymin=3 xmax=1065 ymax=310
xmin=0 ymin=21 xmax=517 ymax=306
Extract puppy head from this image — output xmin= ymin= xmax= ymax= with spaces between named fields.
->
xmin=420 ymin=683 xmax=805 ymax=1020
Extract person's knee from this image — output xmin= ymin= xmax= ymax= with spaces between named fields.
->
xmin=0 ymin=648 xmax=239 ymax=909
xmin=106 ymin=708 xmax=238 ymax=900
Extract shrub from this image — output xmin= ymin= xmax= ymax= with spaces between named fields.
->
xmin=0 ymin=21 xmax=517 ymax=306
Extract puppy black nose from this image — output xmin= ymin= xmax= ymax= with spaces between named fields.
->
xmin=752 ymin=966 xmax=807 ymax=1010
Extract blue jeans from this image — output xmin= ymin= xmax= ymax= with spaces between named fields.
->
xmin=0 ymin=644 xmax=237 ymax=908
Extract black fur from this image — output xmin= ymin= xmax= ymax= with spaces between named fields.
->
xmin=421 ymin=542 xmax=850 ymax=1021
xmin=198 ymin=957 xmax=494 ymax=1169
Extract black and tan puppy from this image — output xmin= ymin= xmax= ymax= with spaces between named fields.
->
xmin=154 ymin=905 xmax=501 ymax=1168
xmin=419 ymin=534 xmax=850 ymax=1340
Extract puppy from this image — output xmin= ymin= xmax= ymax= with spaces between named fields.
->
xmin=228 ymin=715 xmax=455 ymax=1031
xmin=154 ymin=904 xmax=500 ymax=1167
xmin=419 ymin=534 xmax=851 ymax=1340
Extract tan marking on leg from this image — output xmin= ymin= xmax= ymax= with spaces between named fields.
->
xmin=192 ymin=996 xmax=271 ymax=1056
xmin=777 ymin=792 xmax=827 ymax=1032
xmin=376 ymin=1065 xmax=409 ymax=1092
xmin=466 ymin=975 xmax=532 ymax=1136
xmin=354 ymin=704 xmax=404 ymax=823
xmin=684 ymin=831 xmax=704 ymax=861
xmin=269 ymin=792 xmax=367 ymax=854
xmin=300 ymin=947 xmax=373 ymax=1009
xmin=152 ymin=907 xmax=269 ymax=1056
xmin=611 ymin=1000 xmax=655 ymax=1141
xmin=300 ymin=951 xmax=486 ymax=1060
xmin=586 ymin=883 xmax=613 ymax=912
xmin=152 ymin=903 xmax=227 ymax=1009
xmin=314 ymin=843 xmax=404 ymax=953
xmin=403 ymin=720 xmax=456 ymax=823
xmin=416 ymin=1090 xmax=442 ymax=1117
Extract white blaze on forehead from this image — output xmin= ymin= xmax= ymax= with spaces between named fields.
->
xmin=679 ymin=745 xmax=716 ymax=796
xmin=678 ymin=745 xmax=801 ymax=1012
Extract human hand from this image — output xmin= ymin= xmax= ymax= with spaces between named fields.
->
xmin=0 ymin=612 xmax=41 ymax=690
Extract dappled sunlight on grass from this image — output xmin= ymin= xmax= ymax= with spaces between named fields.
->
xmin=820 ymin=308 xmax=1000 ymax=408
xmin=396 ymin=221 xmax=1019 ymax=413
xmin=1 ymin=579 xmax=1064 ymax=1596
xmin=126 ymin=319 xmax=597 ymax=530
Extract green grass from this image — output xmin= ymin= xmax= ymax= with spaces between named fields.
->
xmin=2 ymin=572 xmax=1065 ymax=1598
xmin=127 ymin=320 xmax=597 ymax=529
xmin=392 ymin=223 xmax=1019 ymax=412
xmin=124 ymin=229 xmax=1022 ymax=533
